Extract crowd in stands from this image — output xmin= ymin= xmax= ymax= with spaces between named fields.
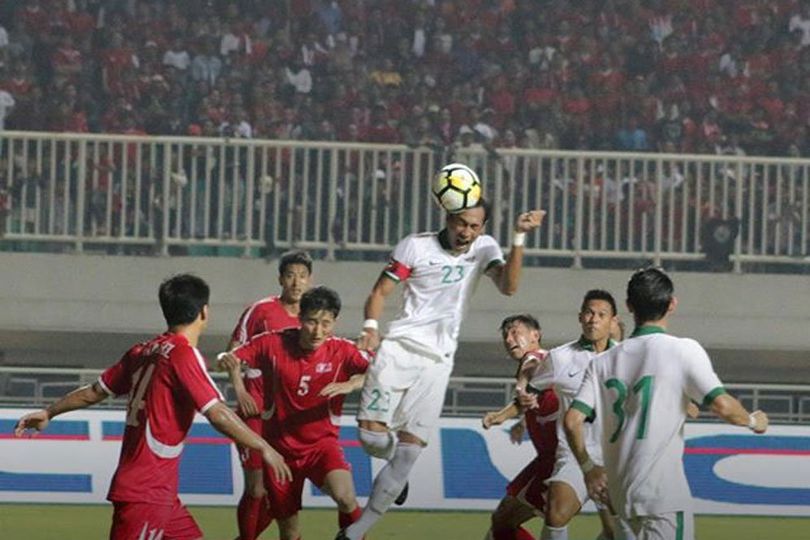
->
xmin=2 ymin=0 xmax=810 ymax=157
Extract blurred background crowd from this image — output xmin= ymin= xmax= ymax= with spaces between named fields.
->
xmin=2 ymin=0 xmax=810 ymax=157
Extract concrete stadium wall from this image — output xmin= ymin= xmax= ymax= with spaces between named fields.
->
xmin=0 ymin=252 xmax=807 ymax=378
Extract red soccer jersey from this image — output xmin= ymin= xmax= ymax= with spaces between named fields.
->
xmin=232 ymin=330 xmax=369 ymax=455
xmin=231 ymin=295 xmax=300 ymax=415
xmin=100 ymin=333 xmax=223 ymax=505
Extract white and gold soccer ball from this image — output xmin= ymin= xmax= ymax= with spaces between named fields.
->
xmin=431 ymin=163 xmax=482 ymax=213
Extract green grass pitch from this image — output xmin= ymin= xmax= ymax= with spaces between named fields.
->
xmin=0 ymin=504 xmax=808 ymax=539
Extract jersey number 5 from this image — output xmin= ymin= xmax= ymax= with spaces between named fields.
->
xmin=605 ymin=375 xmax=655 ymax=442
xmin=297 ymin=375 xmax=312 ymax=396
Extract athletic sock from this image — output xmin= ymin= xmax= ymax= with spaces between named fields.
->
xmin=339 ymin=507 xmax=363 ymax=529
xmin=343 ymin=443 xmax=422 ymax=539
xmin=540 ymin=525 xmax=568 ymax=540
xmin=237 ymin=494 xmax=264 ymax=540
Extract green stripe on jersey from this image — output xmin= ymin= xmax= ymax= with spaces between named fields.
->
xmin=702 ymin=386 xmax=727 ymax=407
xmin=676 ymin=511 xmax=684 ymax=540
xmin=630 ymin=325 xmax=667 ymax=337
xmin=484 ymin=258 xmax=505 ymax=272
xmin=571 ymin=399 xmax=595 ymax=419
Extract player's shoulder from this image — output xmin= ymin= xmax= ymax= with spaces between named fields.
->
xmin=325 ymin=336 xmax=360 ymax=352
xmin=550 ymin=339 xmax=581 ymax=355
xmin=249 ymin=295 xmax=281 ymax=311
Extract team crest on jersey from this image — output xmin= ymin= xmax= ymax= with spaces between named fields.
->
xmin=315 ymin=362 xmax=333 ymax=373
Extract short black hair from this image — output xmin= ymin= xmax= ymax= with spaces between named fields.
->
xmin=447 ymin=198 xmax=491 ymax=223
xmin=581 ymin=289 xmax=618 ymax=316
xmin=299 ymin=286 xmax=341 ymax=319
xmin=500 ymin=313 xmax=541 ymax=338
xmin=279 ymin=250 xmax=313 ymax=276
xmin=158 ymin=274 xmax=210 ymax=326
xmin=626 ymin=267 xmax=674 ymax=324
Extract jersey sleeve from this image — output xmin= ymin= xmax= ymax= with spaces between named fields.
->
xmin=232 ymin=332 xmax=272 ymax=369
xmin=571 ymin=362 xmax=598 ymax=420
xmin=383 ymin=236 xmax=418 ymax=282
xmin=344 ymin=346 xmax=371 ymax=377
xmin=527 ymin=350 xmax=557 ymax=392
xmin=681 ymin=338 xmax=726 ymax=407
xmin=478 ymin=235 xmax=506 ymax=273
xmin=231 ymin=304 xmax=261 ymax=345
xmin=174 ymin=347 xmax=224 ymax=414
xmin=98 ymin=346 xmax=139 ymax=397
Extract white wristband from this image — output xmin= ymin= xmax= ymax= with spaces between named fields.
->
xmin=580 ymin=457 xmax=595 ymax=473
xmin=363 ymin=319 xmax=379 ymax=331
xmin=747 ymin=413 xmax=757 ymax=431
xmin=512 ymin=232 xmax=526 ymax=247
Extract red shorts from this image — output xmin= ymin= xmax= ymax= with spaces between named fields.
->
xmin=237 ymin=415 xmax=265 ymax=470
xmin=506 ymin=455 xmax=555 ymax=513
xmin=110 ymin=499 xmax=202 ymax=540
xmin=263 ymin=439 xmax=351 ymax=519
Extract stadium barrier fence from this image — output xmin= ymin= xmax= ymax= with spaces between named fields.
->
xmin=1 ymin=131 xmax=808 ymax=271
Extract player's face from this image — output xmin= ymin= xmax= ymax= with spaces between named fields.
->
xmin=445 ymin=206 xmax=486 ymax=253
xmin=279 ymin=263 xmax=311 ymax=304
xmin=579 ymin=300 xmax=616 ymax=343
xmin=299 ymin=309 xmax=336 ymax=350
xmin=502 ymin=322 xmax=540 ymax=361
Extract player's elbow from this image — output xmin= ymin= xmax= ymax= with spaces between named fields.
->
xmin=563 ymin=408 xmax=584 ymax=438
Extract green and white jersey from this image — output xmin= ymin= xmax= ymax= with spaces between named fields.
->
xmin=528 ymin=337 xmax=616 ymax=463
xmin=381 ymin=231 xmax=504 ymax=364
xmin=572 ymin=326 xmax=726 ymax=518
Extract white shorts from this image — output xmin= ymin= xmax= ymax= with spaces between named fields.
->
xmin=629 ymin=511 xmax=694 ymax=540
xmin=357 ymin=338 xmax=452 ymax=444
xmin=547 ymin=446 xmax=605 ymax=508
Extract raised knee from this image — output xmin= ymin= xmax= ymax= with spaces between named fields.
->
xmin=545 ymin=505 xmax=569 ymax=528
xmin=359 ymin=427 xmax=395 ymax=460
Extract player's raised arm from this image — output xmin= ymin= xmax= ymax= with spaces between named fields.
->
xmin=357 ymin=273 xmax=398 ymax=351
xmin=487 ymin=210 xmax=545 ymax=296
xmin=15 ymin=382 xmax=109 ymax=436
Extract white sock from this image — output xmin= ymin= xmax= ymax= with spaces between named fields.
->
xmin=344 ymin=443 xmax=422 ymax=539
xmin=541 ymin=525 xmax=568 ymax=540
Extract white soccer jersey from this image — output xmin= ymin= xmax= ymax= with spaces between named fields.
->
xmin=572 ymin=327 xmax=725 ymax=518
xmin=381 ymin=231 xmax=504 ymax=363
xmin=528 ymin=338 xmax=615 ymax=463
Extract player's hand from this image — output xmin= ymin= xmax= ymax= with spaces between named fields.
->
xmin=216 ymin=352 xmax=241 ymax=373
xmin=14 ymin=410 xmax=50 ymax=437
xmin=750 ymin=410 xmax=769 ymax=433
xmin=320 ymin=381 xmax=354 ymax=398
xmin=515 ymin=387 xmax=538 ymax=409
xmin=585 ymin=465 xmax=610 ymax=506
xmin=262 ymin=446 xmax=293 ymax=484
xmin=514 ymin=210 xmax=546 ymax=233
xmin=356 ymin=327 xmax=380 ymax=351
xmin=235 ymin=389 xmax=260 ymax=418
xmin=509 ymin=420 xmax=526 ymax=444
xmin=482 ymin=411 xmax=502 ymax=429
xmin=686 ymin=402 xmax=700 ymax=419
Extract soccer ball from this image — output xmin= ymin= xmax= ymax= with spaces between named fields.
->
xmin=432 ymin=163 xmax=482 ymax=213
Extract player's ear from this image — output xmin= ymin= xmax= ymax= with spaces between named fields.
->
xmin=668 ymin=296 xmax=678 ymax=316
xmin=200 ymin=304 xmax=209 ymax=323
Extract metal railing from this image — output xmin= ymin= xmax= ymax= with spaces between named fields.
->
xmin=1 ymin=367 xmax=808 ymax=423
xmin=0 ymin=131 xmax=808 ymax=271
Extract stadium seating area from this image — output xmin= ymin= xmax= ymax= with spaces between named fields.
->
xmin=1 ymin=0 xmax=810 ymax=156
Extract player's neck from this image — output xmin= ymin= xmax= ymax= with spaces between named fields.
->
xmin=592 ymin=337 xmax=610 ymax=353
xmin=167 ymin=324 xmax=202 ymax=347
xmin=633 ymin=318 xmax=668 ymax=333
xmin=279 ymin=296 xmax=300 ymax=316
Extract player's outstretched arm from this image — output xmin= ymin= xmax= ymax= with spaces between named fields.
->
xmin=482 ymin=402 xmax=521 ymax=429
xmin=320 ymin=374 xmax=366 ymax=398
xmin=217 ymin=351 xmax=259 ymax=417
xmin=564 ymin=406 xmax=609 ymax=505
xmin=357 ymin=274 xmax=397 ymax=351
xmin=14 ymin=382 xmax=108 ymax=436
xmin=709 ymin=393 xmax=768 ymax=433
xmin=487 ymin=210 xmax=546 ymax=296
xmin=204 ymin=401 xmax=292 ymax=483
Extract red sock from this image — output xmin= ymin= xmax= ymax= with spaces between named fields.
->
xmin=338 ymin=507 xmax=363 ymax=529
xmin=492 ymin=526 xmax=534 ymax=540
xmin=237 ymin=494 xmax=264 ymax=540
xmin=256 ymin=496 xmax=274 ymax=536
